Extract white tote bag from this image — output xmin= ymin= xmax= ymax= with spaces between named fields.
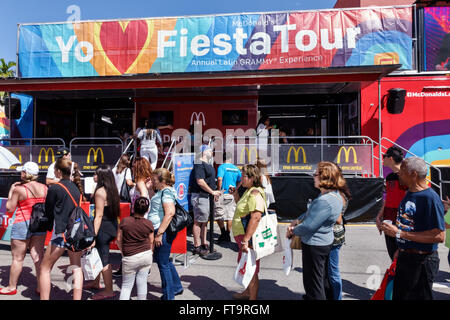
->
xmin=252 ymin=205 xmax=279 ymax=261
xmin=81 ymin=248 xmax=103 ymax=281
xmin=233 ymin=249 xmax=257 ymax=289
xmin=282 ymin=237 xmax=294 ymax=276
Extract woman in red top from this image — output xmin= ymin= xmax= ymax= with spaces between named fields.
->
xmin=0 ymin=162 xmax=48 ymax=295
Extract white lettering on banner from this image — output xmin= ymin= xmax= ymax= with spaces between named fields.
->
xmin=56 ymin=36 xmax=93 ymax=63
xmin=407 ymin=91 xmax=450 ymax=98
xmin=54 ymin=25 xmax=362 ymax=62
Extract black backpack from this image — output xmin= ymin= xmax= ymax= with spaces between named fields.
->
xmin=56 ymin=183 xmax=95 ymax=252
xmin=18 ymin=185 xmax=53 ymax=233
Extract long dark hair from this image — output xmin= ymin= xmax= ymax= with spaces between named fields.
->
xmin=94 ymin=165 xmax=120 ymax=220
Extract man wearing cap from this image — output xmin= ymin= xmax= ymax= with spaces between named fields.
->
xmin=190 ymin=145 xmax=221 ymax=256
xmin=46 ymin=147 xmax=71 ymax=185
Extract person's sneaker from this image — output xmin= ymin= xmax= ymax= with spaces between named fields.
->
xmin=216 ymin=233 xmax=226 ymax=243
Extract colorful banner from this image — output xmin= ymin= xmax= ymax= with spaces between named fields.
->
xmin=18 ymin=6 xmax=413 ymax=78
xmin=0 ymin=93 xmax=33 ymax=140
xmin=423 ymin=7 xmax=450 ymax=71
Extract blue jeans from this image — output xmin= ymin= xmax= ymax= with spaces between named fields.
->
xmin=153 ymin=229 xmax=183 ymax=300
xmin=328 ymin=244 xmax=342 ymax=300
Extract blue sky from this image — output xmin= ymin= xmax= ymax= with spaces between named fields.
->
xmin=1 ymin=0 xmax=337 ymax=71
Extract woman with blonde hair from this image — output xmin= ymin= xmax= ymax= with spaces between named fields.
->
xmin=230 ymin=164 xmax=266 ymax=300
xmin=149 ymin=168 xmax=183 ymax=300
xmin=0 ymin=162 xmax=47 ymax=295
xmin=287 ymin=161 xmax=349 ymax=300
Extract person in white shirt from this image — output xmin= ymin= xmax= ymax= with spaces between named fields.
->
xmin=256 ymin=115 xmax=274 ymax=161
xmin=46 ymin=147 xmax=71 ymax=185
xmin=137 ymin=121 xmax=163 ymax=170
xmin=112 ymin=154 xmax=135 ymax=201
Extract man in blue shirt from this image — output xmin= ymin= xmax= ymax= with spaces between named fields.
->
xmin=214 ymin=152 xmax=241 ymax=243
xmin=382 ymin=156 xmax=445 ymax=300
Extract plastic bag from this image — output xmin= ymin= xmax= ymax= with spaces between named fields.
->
xmin=81 ymin=248 xmax=103 ymax=281
xmin=282 ymin=237 xmax=294 ymax=276
xmin=233 ymin=249 xmax=257 ymax=289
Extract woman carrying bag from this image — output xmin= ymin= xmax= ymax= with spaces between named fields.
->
xmin=286 ymin=161 xmax=346 ymax=300
xmin=0 ymin=162 xmax=47 ymax=295
xmin=113 ymin=154 xmax=134 ymax=202
xmin=84 ymin=165 xmax=120 ymax=300
xmin=230 ymin=164 xmax=266 ymax=300
xmin=148 ymin=168 xmax=183 ymax=300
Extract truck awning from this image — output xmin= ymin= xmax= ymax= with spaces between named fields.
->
xmin=0 ymin=65 xmax=400 ymax=93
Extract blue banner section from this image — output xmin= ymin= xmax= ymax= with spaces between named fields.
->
xmin=173 ymin=153 xmax=194 ymax=212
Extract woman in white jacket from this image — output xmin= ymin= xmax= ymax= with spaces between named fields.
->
xmin=137 ymin=122 xmax=163 ymax=170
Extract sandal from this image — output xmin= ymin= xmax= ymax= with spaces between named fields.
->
xmin=91 ymin=292 xmax=116 ymax=300
xmin=0 ymin=288 xmax=17 ymax=295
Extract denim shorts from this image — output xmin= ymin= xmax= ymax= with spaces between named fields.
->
xmin=10 ymin=221 xmax=47 ymax=241
xmin=50 ymin=232 xmax=66 ymax=248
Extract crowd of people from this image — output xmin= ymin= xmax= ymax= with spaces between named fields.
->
xmin=0 ymin=137 xmax=448 ymax=301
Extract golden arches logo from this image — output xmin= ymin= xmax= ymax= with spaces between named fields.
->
xmin=239 ymin=147 xmax=258 ymax=163
xmin=287 ymin=146 xmax=307 ymax=164
xmin=337 ymin=146 xmax=357 ymax=164
xmin=38 ymin=148 xmax=55 ymax=163
xmin=10 ymin=148 xmax=22 ymax=163
xmin=87 ymin=148 xmax=104 ymax=164
xmin=190 ymin=112 xmax=206 ymax=126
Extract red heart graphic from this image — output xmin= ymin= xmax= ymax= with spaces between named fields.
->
xmin=100 ymin=20 xmax=148 ymax=74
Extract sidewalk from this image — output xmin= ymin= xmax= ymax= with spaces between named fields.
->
xmin=0 ymin=223 xmax=449 ymax=300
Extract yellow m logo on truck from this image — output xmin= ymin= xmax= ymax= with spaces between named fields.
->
xmin=239 ymin=147 xmax=258 ymax=163
xmin=38 ymin=147 xmax=55 ymax=163
xmin=337 ymin=146 xmax=357 ymax=164
xmin=87 ymin=148 xmax=104 ymax=164
xmin=287 ymin=146 xmax=307 ymax=164
xmin=10 ymin=148 xmax=22 ymax=163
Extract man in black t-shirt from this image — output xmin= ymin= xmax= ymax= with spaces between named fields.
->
xmin=190 ymin=145 xmax=221 ymax=256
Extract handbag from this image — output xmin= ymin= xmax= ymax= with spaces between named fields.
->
xmin=119 ymin=168 xmax=132 ymax=203
xmin=329 ymin=192 xmax=348 ymax=247
xmin=233 ymin=248 xmax=257 ymax=289
xmin=81 ymin=248 xmax=103 ymax=281
xmin=290 ymin=235 xmax=302 ymax=250
xmin=161 ymin=188 xmax=193 ymax=234
xmin=371 ymin=259 xmax=397 ymax=300
xmin=251 ymin=201 xmax=278 ymax=261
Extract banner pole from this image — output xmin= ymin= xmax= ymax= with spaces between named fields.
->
xmin=201 ymin=194 xmax=222 ymax=260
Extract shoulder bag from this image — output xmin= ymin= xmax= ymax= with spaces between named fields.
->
xmin=161 ymin=188 xmax=193 ymax=234
xmin=119 ymin=168 xmax=132 ymax=203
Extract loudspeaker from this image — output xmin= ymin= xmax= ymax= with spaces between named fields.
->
xmin=4 ymin=97 xmax=21 ymax=119
xmin=386 ymin=88 xmax=406 ymax=114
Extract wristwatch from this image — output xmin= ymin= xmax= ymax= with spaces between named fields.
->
xmin=396 ymin=230 xmax=402 ymax=239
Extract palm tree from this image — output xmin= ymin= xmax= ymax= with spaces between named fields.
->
xmin=0 ymin=58 xmax=16 ymax=100
xmin=0 ymin=59 xmax=16 ymax=78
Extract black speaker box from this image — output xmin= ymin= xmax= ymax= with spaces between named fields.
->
xmin=386 ymin=88 xmax=406 ymax=114
xmin=4 ymin=97 xmax=21 ymax=119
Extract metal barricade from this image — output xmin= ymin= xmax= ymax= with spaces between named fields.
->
xmin=0 ymin=138 xmax=66 ymax=171
xmin=70 ymin=137 xmax=124 ymax=173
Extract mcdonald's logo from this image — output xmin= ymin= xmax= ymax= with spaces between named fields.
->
xmin=10 ymin=148 xmax=22 ymax=163
xmin=286 ymin=146 xmax=307 ymax=164
xmin=239 ymin=147 xmax=258 ymax=163
xmin=190 ymin=112 xmax=206 ymax=126
xmin=38 ymin=147 xmax=55 ymax=163
xmin=87 ymin=148 xmax=104 ymax=164
xmin=337 ymin=146 xmax=357 ymax=164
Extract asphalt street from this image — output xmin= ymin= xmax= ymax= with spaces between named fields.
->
xmin=0 ymin=223 xmax=449 ymax=301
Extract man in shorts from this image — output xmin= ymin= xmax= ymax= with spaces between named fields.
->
xmin=190 ymin=145 xmax=221 ymax=256
xmin=214 ymin=152 xmax=241 ymax=243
